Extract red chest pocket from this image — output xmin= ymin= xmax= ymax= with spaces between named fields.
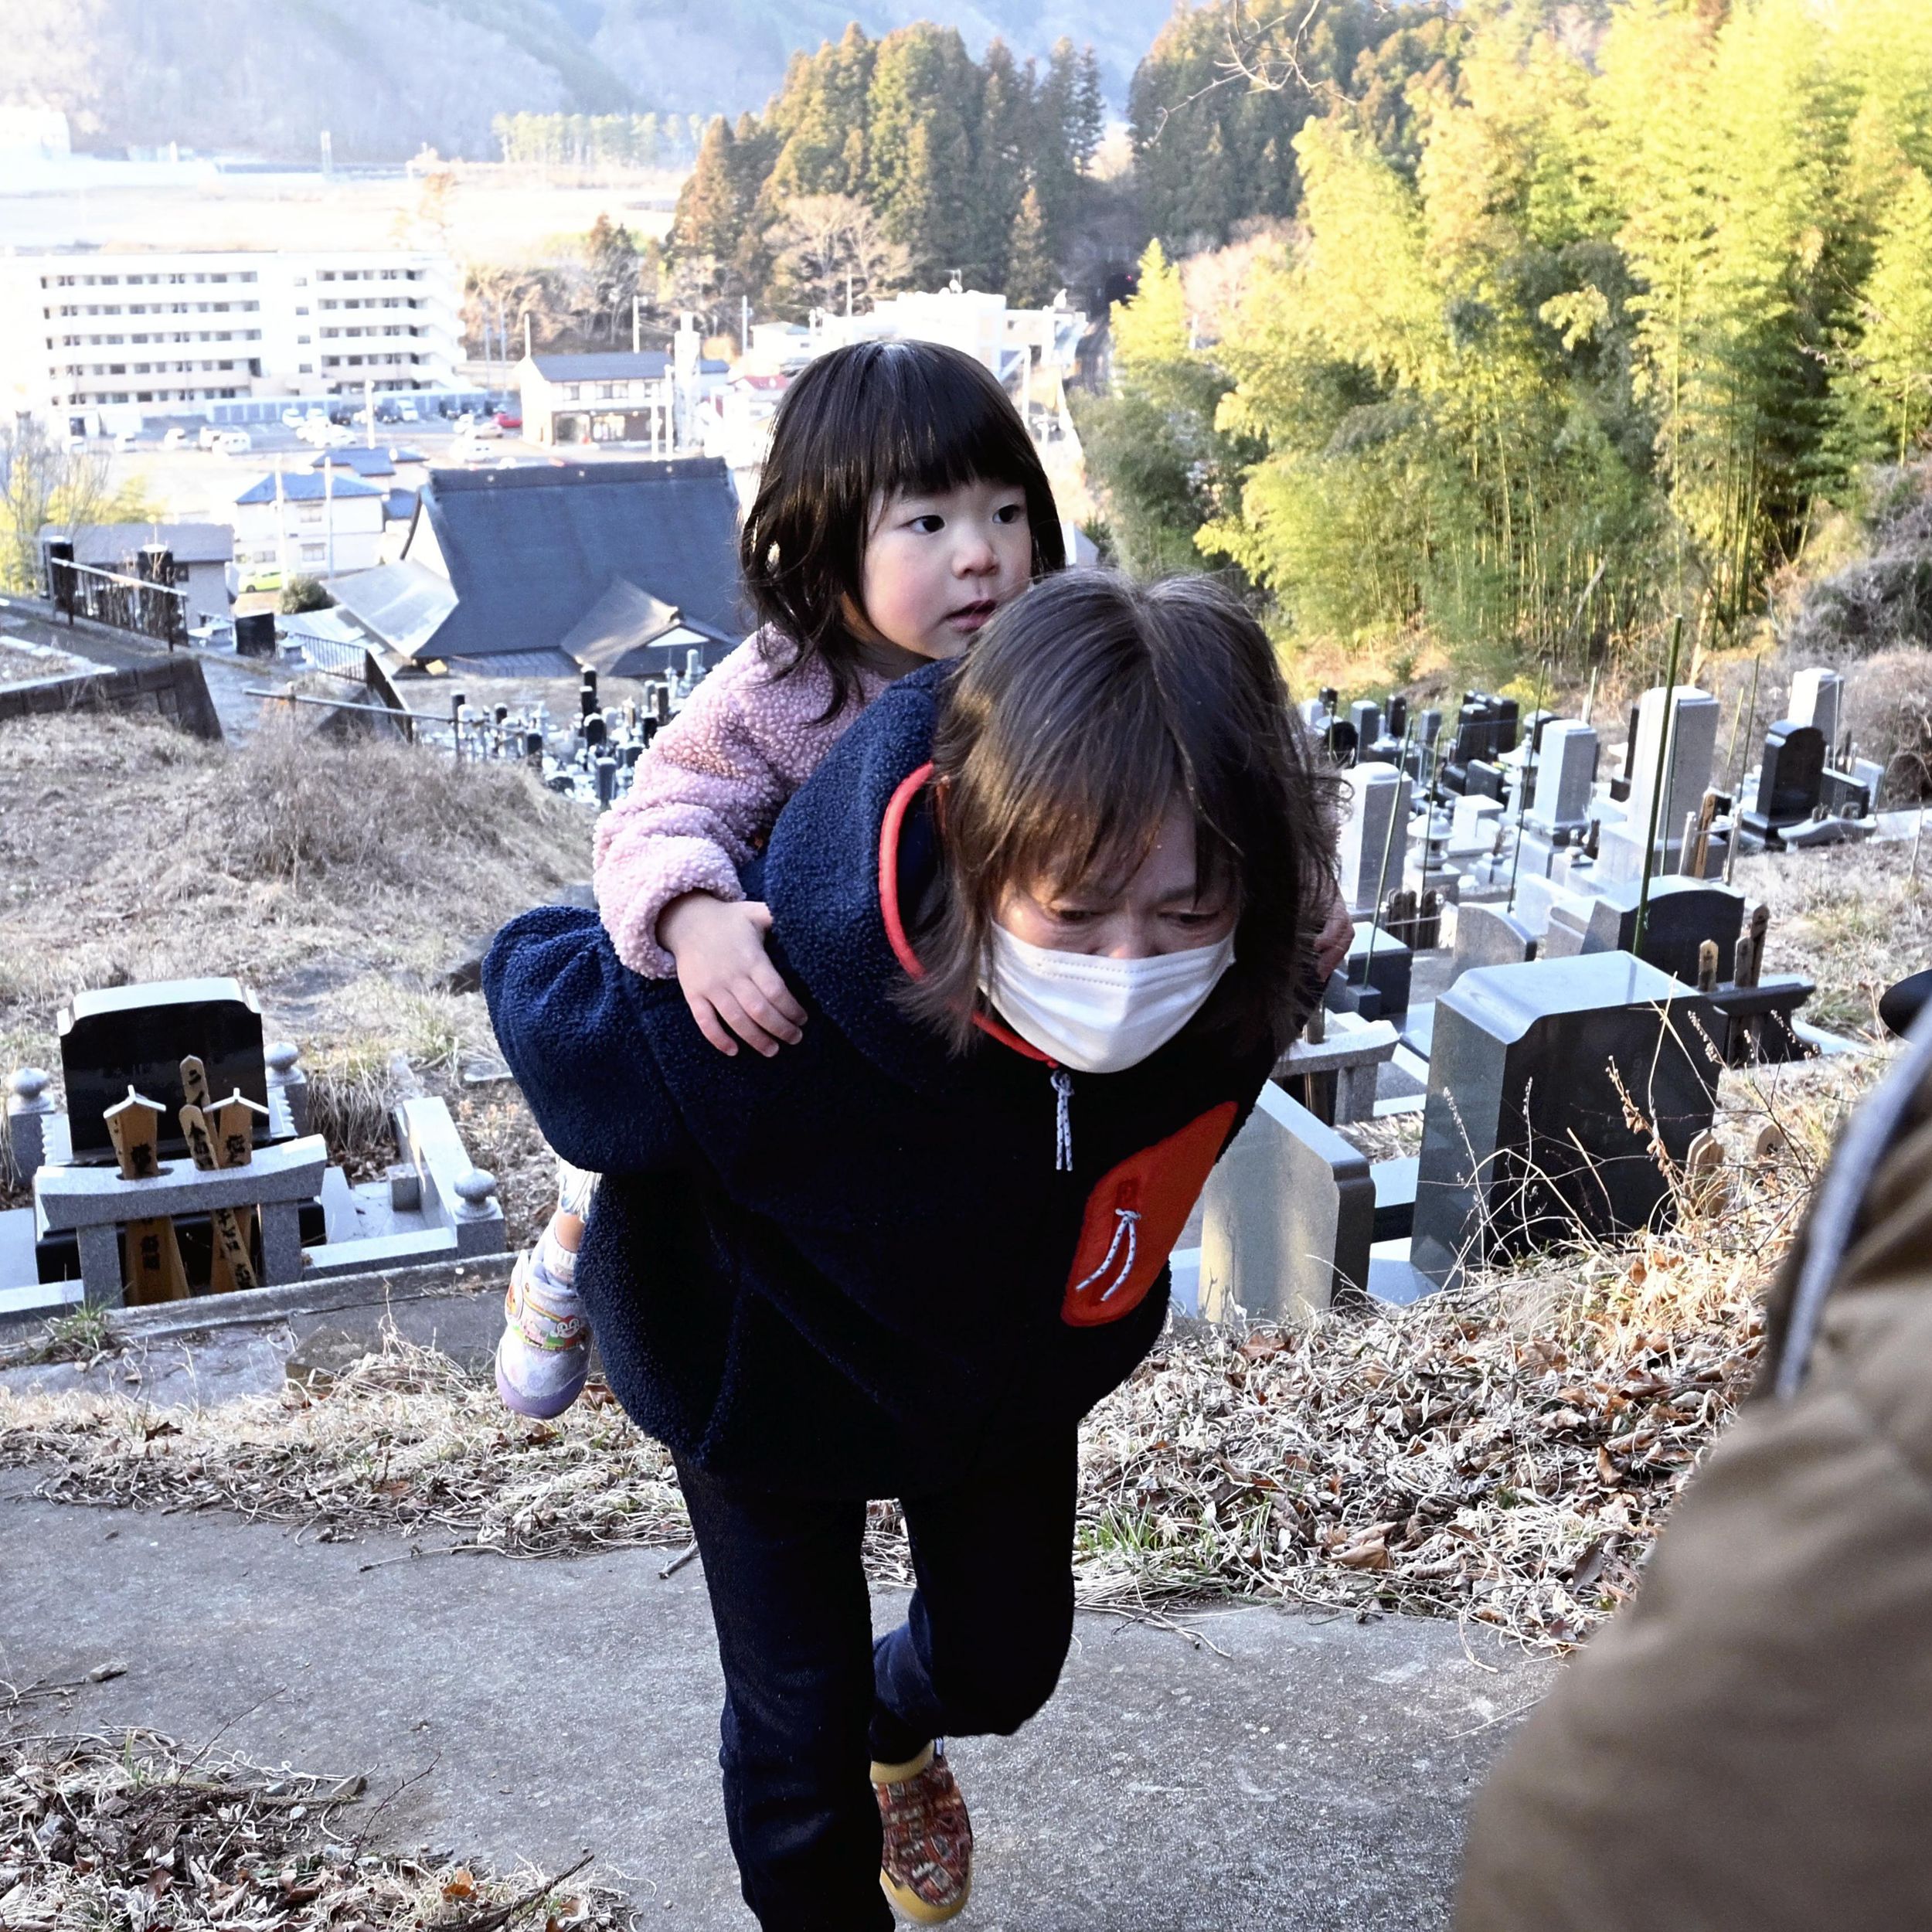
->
xmin=1061 ymin=1103 xmax=1238 ymax=1328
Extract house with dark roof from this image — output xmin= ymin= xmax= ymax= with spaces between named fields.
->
xmin=329 ymin=454 xmax=743 ymax=679
xmin=37 ymin=521 xmax=233 ymax=623
xmin=519 ymin=349 xmax=675 ymax=450
xmin=233 ymin=469 xmax=386 ymax=580
xmin=311 ymin=447 xmax=396 ymax=479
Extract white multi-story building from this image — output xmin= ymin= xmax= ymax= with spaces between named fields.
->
xmin=0 ymin=247 xmax=461 ymax=435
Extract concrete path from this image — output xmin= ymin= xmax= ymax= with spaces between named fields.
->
xmin=0 ymin=1470 xmax=1547 ymax=1930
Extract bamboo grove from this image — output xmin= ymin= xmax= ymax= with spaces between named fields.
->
xmin=1089 ymin=0 xmax=1932 ymax=671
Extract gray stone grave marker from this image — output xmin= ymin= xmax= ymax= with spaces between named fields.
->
xmin=1787 ymin=668 xmax=1844 ymax=751
xmin=1624 ymin=685 xmax=1720 ymax=869
xmin=1525 ymin=722 xmax=1598 ymax=838
xmin=1336 ymin=762 xmax=1411 ymax=916
xmin=1199 ymin=1082 xmax=1373 ymax=1322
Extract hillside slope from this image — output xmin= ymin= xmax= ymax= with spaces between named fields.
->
xmin=7 ymin=0 xmax=1172 ymax=160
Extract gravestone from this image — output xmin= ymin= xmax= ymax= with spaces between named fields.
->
xmin=1787 ymin=668 xmax=1843 ymax=751
xmin=1349 ymin=699 xmax=1382 ymax=748
xmin=1199 ymin=1082 xmax=1374 ymax=1321
xmin=1451 ymin=903 xmax=1538 ymax=980
xmin=1412 ymin=952 xmax=1723 ymax=1287
xmin=1336 ymin=763 xmax=1412 ymax=916
xmin=1539 ymin=875 xmax=1744 ymax=988
xmin=1624 ymin=685 xmax=1721 ymax=867
xmin=60 ymin=981 xmax=267 ymax=1163
xmin=1740 ymin=721 xmax=1825 ymax=844
xmin=1525 ymin=722 xmax=1598 ymax=838
xmin=1338 ymin=922 xmax=1413 ymax=1019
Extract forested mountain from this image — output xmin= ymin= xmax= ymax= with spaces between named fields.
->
xmin=666 ymin=26 xmax=1104 ymax=311
xmin=2 ymin=0 xmax=1170 ymax=162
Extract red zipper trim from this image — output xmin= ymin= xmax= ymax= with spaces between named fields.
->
xmin=877 ymin=761 xmax=1054 ymax=1066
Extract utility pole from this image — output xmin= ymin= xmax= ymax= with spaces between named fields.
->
xmin=741 ymin=294 xmax=750 ymax=361
xmin=633 ymin=293 xmax=641 ymax=355
xmin=324 ymin=451 xmax=335 ymax=579
xmin=364 ymin=374 xmax=374 ymax=449
xmin=273 ymin=454 xmax=288 ymax=590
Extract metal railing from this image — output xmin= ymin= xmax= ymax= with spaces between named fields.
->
xmin=46 ymin=557 xmax=189 ymax=650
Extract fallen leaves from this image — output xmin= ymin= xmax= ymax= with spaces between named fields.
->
xmin=0 ymin=1726 xmax=631 ymax=1932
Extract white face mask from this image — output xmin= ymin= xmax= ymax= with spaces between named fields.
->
xmin=981 ymin=924 xmax=1236 ymax=1073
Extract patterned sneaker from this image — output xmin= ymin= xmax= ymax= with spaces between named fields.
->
xmin=872 ymin=1741 xmax=972 ymax=1924
xmin=493 ymin=1237 xmax=590 ymax=1420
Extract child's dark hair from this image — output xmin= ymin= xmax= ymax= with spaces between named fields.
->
xmin=740 ymin=340 xmax=1066 ymax=716
xmin=903 ymin=570 xmax=1342 ymax=1058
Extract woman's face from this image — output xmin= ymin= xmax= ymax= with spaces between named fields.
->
xmin=995 ymin=797 xmax=1237 ymax=959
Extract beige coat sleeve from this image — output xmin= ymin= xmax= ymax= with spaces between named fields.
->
xmin=1456 ymin=1093 xmax=1932 ymax=1932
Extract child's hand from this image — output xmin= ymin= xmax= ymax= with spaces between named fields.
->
xmin=659 ymin=893 xmax=808 ymax=1058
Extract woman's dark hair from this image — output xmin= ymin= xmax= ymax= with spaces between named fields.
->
xmin=740 ymin=340 xmax=1066 ymax=717
xmin=903 ymin=570 xmax=1342 ymax=1057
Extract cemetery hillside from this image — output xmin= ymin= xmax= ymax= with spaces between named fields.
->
xmin=9 ymin=0 xmax=1932 ymax=1925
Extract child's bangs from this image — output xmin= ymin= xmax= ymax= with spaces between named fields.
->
xmin=866 ymin=344 xmax=1041 ymax=506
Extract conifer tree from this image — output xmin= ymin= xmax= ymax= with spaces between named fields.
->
xmin=1005 ymin=185 xmax=1058 ymax=307
xmin=866 ymin=25 xmax=984 ymax=285
xmin=975 ymin=39 xmax=1035 ymax=290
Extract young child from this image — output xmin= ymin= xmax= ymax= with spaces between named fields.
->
xmin=495 ymin=339 xmax=1066 ymax=1419
xmin=484 ymin=570 xmax=1341 ymax=1928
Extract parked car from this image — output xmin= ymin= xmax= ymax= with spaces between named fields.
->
xmin=198 ymin=424 xmax=227 ymax=451
xmin=113 ymin=430 xmax=140 ymax=452
xmin=469 ymin=416 xmax=505 ymax=439
xmin=282 ymin=409 xmax=308 ymax=428
xmin=217 ymin=430 xmax=253 ymax=454
xmin=396 ymin=401 xmax=420 ymax=421
xmin=237 ymin=566 xmax=282 ymax=594
xmin=494 ymin=410 xmax=523 ymax=432
xmin=161 ymin=426 xmax=188 ymax=450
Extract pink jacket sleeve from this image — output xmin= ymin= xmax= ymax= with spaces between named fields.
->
xmin=592 ymin=635 xmax=882 ymax=978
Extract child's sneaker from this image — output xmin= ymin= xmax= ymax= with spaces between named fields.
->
xmin=872 ymin=1741 xmax=972 ymax=1923
xmin=494 ymin=1235 xmax=590 ymax=1420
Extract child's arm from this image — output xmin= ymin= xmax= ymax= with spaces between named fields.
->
xmin=594 ymin=644 xmax=816 ymax=1056
xmin=484 ymin=905 xmax=697 ymax=1176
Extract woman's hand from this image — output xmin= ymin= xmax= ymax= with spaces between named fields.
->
xmin=659 ymin=893 xmax=808 ymax=1058
xmin=1311 ymin=875 xmax=1355 ymax=983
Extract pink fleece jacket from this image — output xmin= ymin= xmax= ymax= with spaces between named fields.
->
xmin=593 ymin=633 xmax=891 ymax=978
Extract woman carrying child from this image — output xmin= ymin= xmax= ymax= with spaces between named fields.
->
xmin=494 ymin=338 xmax=1064 ymax=1420
xmin=485 ymin=566 xmax=1341 ymax=1928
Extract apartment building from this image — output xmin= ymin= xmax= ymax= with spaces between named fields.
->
xmin=0 ymin=247 xmax=461 ymax=435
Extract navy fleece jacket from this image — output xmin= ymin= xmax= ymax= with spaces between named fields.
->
xmin=485 ymin=665 xmax=1275 ymax=1495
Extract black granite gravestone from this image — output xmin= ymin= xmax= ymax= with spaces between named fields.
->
xmin=1412 ymin=952 xmax=1722 ymax=1285
xmin=1553 ymin=876 xmax=1746 ymax=988
xmin=1325 ymin=719 xmax=1359 ymax=765
xmin=60 ymin=979 xmax=268 ymax=1162
xmin=1741 ymin=721 xmax=1825 ymax=843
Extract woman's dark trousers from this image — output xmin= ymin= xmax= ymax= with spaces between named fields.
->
xmin=674 ymin=1427 xmax=1080 ymax=1932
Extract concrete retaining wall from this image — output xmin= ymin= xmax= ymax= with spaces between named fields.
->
xmin=0 ymin=654 xmax=223 ymax=740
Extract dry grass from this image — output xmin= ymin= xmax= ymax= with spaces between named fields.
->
xmin=0 ymin=709 xmax=591 ymax=1239
xmin=1734 ymin=841 xmax=1932 ymax=1038
xmin=0 ymin=1713 xmax=632 ymax=1931
xmin=0 ymin=1052 xmax=1873 ymax=1655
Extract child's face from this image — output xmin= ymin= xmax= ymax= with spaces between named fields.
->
xmin=848 ymin=478 xmax=1034 ymax=672
xmin=995 ymin=797 xmax=1239 ymax=961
